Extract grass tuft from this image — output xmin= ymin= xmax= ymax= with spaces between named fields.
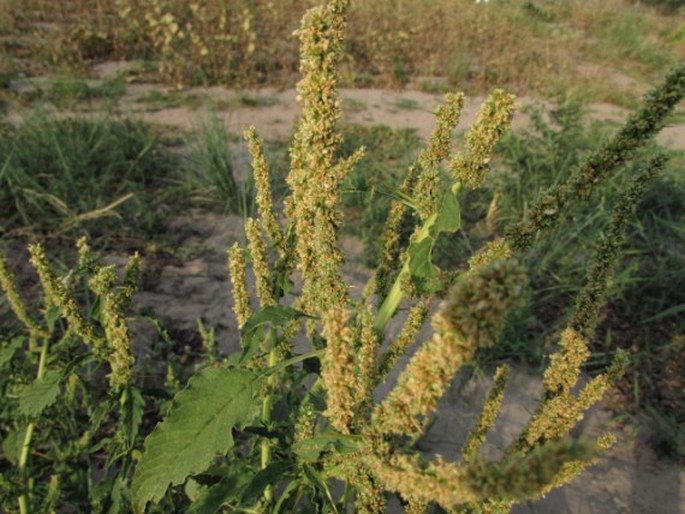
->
xmin=40 ymin=75 xmax=127 ymax=110
xmin=0 ymin=113 xmax=174 ymax=241
xmin=183 ymin=112 xmax=250 ymax=216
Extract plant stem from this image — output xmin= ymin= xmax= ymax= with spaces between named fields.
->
xmin=374 ymin=183 xmax=462 ymax=332
xmin=18 ymin=337 xmax=49 ymax=514
xmin=261 ymin=330 xmax=278 ymax=504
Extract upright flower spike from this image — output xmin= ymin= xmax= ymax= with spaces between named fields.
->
xmin=89 ymin=266 xmax=135 ymax=389
xmin=245 ymin=217 xmax=275 ymax=308
xmin=462 ymin=365 xmax=509 ymax=462
xmin=284 ymin=0 xmax=353 ymax=317
xmin=0 ymin=252 xmax=46 ymax=337
xmin=76 ymin=236 xmax=96 ymax=275
xmin=373 ymin=259 xmax=526 ymax=437
xmin=449 ymin=89 xmax=516 ymax=189
xmin=570 ymin=156 xmax=664 ymax=339
xmin=28 ymin=244 xmax=105 ymax=354
xmin=507 ymin=65 xmax=684 ymax=251
xmin=375 ymin=300 xmax=429 ymax=382
xmin=355 ymin=308 xmax=380 ymax=413
xmin=412 ymin=92 xmax=465 ymax=218
xmin=376 ymin=93 xmax=465 ymax=297
xmin=244 ymin=126 xmax=286 ymax=256
xmin=321 ymin=306 xmax=357 ymax=434
xmin=227 ymin=243 xmax=251 ymax=329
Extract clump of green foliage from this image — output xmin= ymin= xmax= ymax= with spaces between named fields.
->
xmin=40 ymin=75 xmax=127 ymax=110
xmin=0 ymin=114 xmax=173 ymax=240
xmin=0 ymin=240 xmax=149 ymax=513
xmin=183 ymin=112 xmax=248 ymax=216
xmin=1 ymin=1 xmax=683 ymax=513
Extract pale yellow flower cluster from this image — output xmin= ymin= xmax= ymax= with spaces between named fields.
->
xmin=29 ymin=244 xmax=104 ymax=354
xmin=245 ymin=217 xmax=275 ymax=308
xmin=0 ymin=253 xmax=46 ymax=337
xmin=89 ymin=265 xmax=136 ymax=389
xmin=321 ymin=307 xmax=358 ymax=433
xmin=227 ymin=242 xmax=251 ymax=329
xmin=449 ymin=89 xmax=516 ymax=189
xmin=284 ymin=0 xmax=356 ymax=318
xmin=468 ymin=237 xmax=512 ymax=270
xmin=462 ymin=365 xmax=509 ymax=461
xmin=373 ymin=259 xmax=526 ymax=437
xmin=244 ymin=127 xmax=286 ymax=256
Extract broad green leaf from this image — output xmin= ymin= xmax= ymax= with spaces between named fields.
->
xmin=1 ymin=426 xmax=27 ymax=464
xmin=293 ymin=433 xmax=360 ymax=463
xmin=405 ymin=189 xmax=460 ymax=295
xmin=240 ymin=306 xmax=312 ymax=363
xmin=432 ymin=189 xmax=461 ymax=235
xmin=19 ymin=369 xmax=62 ymax=417
xmin=91 ymin=397 xmax=117 ymax=437
xmin=0 ymin=337 xmax=24 ymax=368
xmin=407 ymin=238 xmax=441 ymax=293
xmin=107 ymin=476 xmax=128 ymax=514
xmin=240 ymin=460 xmax=295 ymax=504
xmin=132 ymin=367 xmax=262 ymax=513
xmin=186 ymin=461 xmax=254 ymax=514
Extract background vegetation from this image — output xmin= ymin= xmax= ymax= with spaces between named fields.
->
xmin=0 ymin=0 xmax=683 ymax=102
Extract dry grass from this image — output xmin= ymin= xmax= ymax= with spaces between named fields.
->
xmin=2 ymin=0 xmax=683 ymax=97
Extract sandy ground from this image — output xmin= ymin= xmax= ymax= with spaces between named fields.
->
xmin=6 ymin=60 xmax=685 ymax=152
xmin=4 ymin=64 xmax=685 ymax=512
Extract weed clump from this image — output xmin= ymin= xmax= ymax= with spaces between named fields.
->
xmin=0 ymin=1 xmax=683 ymax=513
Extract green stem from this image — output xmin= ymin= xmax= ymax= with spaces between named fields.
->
xmin=260 ymin=331 xmax=278 ymax=504
xmin=374 ymin=214 xmax=434 ymax=332
xmin=18 ymin=337 xmax=49 ymax=514
xmin=262 ymin=348 xmax=324 ymax=376
xmin=374 ymin=183 xmax=462 ymax=332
